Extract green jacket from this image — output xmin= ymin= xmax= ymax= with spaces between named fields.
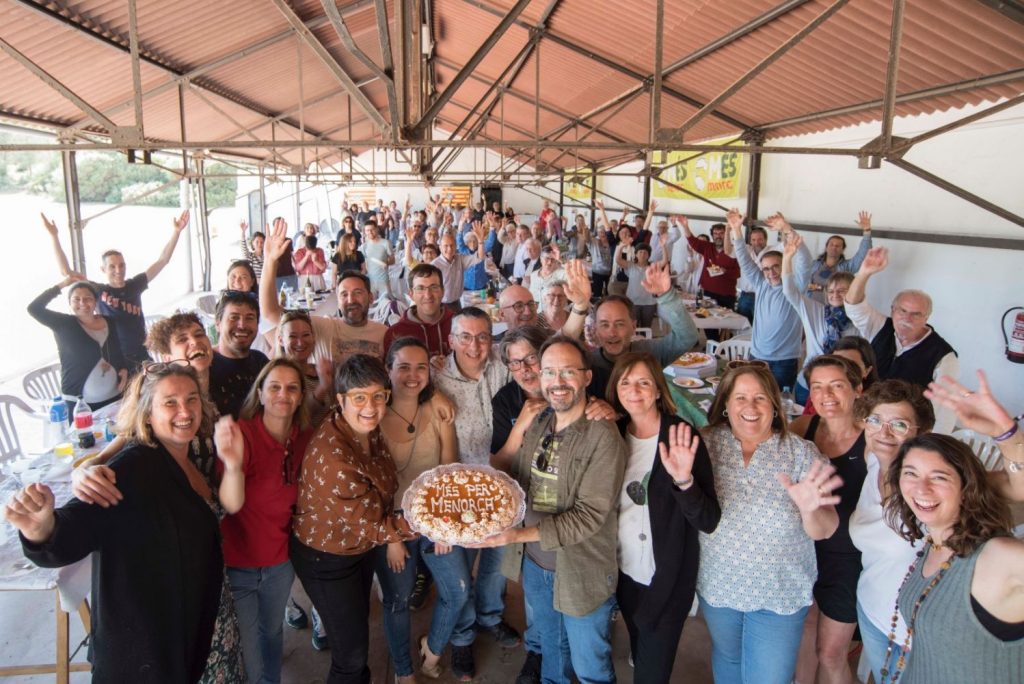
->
xmin=501 ymin=411 xmax=626 ymax=617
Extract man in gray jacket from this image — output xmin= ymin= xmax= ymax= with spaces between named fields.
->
xmin=485 ymin=335 xmax=626 ymax=684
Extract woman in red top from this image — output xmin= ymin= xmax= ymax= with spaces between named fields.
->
xmin=215 ymin=358 xmax=314 ymax=684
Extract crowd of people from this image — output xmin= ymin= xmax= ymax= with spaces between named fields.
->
xmin=6 ymin=195 xmax=1023 ymax=684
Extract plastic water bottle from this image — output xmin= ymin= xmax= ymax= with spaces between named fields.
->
xmin=73 ymin=397 xmax=96 ymax=449
xmin=43 ymin=397 xmax=68 ymax=449
xmin=781 ymin=387 xmax=795 ymax=418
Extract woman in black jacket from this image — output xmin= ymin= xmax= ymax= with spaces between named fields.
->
xmin=607 ymin=351 xmax=721 ymax=683
xmin=27 ymin=275 xmax=128 ymax=412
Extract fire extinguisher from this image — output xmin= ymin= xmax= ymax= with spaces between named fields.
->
xmin=1003 ymin=307 xmax=1024 ymax=364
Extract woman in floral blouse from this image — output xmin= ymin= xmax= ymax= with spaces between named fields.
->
xmin=289 ymin=353 xmax=416 ymax=684
xmin=697 ymin=364 xmax=841 ymax=684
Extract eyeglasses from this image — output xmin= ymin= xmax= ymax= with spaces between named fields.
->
xmin=342 ymin=389 xmax=391 ymax=407
xmin=864 ymin=414 xmax=916 ymax=436
xmin=502 ymin=300 xmax=537 ymax=314
xmin=412 ymin=284 xmax=443 ymax=294
xmin=143 ymin=358 xmax=191 ymax=375
xmin=760 ymin=264 xmax=782 ymax=274
xmin=454 ymin=332 xmax=492 ymax=345
xmin=540 ymin=368 xmax=586 ymax=381
xmin=507 ymin=353 xmax=539 ymax=371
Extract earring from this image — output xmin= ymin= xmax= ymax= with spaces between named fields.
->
xmin=773 ymin=410 xmax=778 ymax=417
xmin=722 ymin=409 xmax=728 ymax=416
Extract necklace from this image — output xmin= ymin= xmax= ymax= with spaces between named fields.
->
xmin=389 ymin=404 xmax=419 ymax=434
xmin=880 ymin=537 xmax=954 ymax=684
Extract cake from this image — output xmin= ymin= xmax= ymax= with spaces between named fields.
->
xmin=403 ymin=465 xmax=525 ymax=544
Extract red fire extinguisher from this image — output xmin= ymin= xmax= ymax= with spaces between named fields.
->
xmin=1003 ymin=307 xmax=1024 ymax=364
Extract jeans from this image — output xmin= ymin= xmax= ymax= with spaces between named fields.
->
xmin=462 ymin=546 xmax=507 ymax=629
xmin=524 ymin=581 xmax=541 ymax=654
xmin=420 ymin=543 xmax=475 ymax=654
xmin=762 ymin=358 xmax=799 ymax=395
xmin=795 ymin=380 xmax=810 ymax=407
xmin=227 ymin=561 xmax=295 ymax=684
xmin=522 ymin=557 xmax=616 ymax=684
xmin=373 ymin=540 xmax=419 ymax=677
xmin=857 ymin=601 xmax=903 ymax=684
xmin=290 ymin=537 xmax=374 ymax=684
xmin=699 ymin=596 xmax=808 ymax=684
xmin=591 ymin=271 xmax=610 ymax=299
xmin=736 ymin=291 xmax=755 ymax=323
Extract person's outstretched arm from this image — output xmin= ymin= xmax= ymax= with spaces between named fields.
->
xmin=144 ymin=210 xmax=190 ymax=281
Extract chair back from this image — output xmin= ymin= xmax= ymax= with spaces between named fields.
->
xmin=705 ymin=340 xmax=720 ymax=356
xmin=0 ymin=395 xmax=33 ymax=464
xmin=633 ymin=327 xmax=653 ymax=340
xmin=951 ymin=429 xmax=1002 ymax=471
xmin=22 ymin=363 xmax=62 ymax=403
xmin=714 ymin=338 xmax=753 ymax=362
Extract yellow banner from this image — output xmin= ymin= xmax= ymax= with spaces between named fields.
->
xmin=562 ymin=167 xmax=600 ymax=202
xmin=652 ymin=138 xmax=746 ymax=200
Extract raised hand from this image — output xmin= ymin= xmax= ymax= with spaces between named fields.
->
xmin=595 ymin=198 xmax=605 ymax=210
xmin=472 ymin=220 xmax=488 ymax=242
xmin=649 ymin=199 xmax=658 ymax=212
xmin=925 ymin=371 xmax=1015 ymax=438
xmin=856 ymin=211 xmax=872 ymax=231
xmin=659 ymin=423 xmax=700 ymax=484
xmin=641 ymin=261 xmax=672 ymax=297
xmin=777 ymin=459 xmax=842 ymax=513
xmin=783 ymin=232 xmax=802 ymax=257
xmin=59 ymin=272 xmax=87 ymax=288
xmin=240 ymin=219 xmax=249 ymax=234
xmin=264 ymin=218 xmax=291 ymax=261
xmin=858 ymin=247 xmax=888 ymax=275
xmin=563 ymin=259 xmax=592 ymax=307
xmin=41 ymin=213 xmax=58 ymax=237
xmin=763 ymin=212 xmax=790 ymax=233
xmin=173 ymin=210 xmax=190 ymax=233
xmin=4 ymin=483 xmax=56 ymax=543
xmin=213 ymin=416 xmax=245 ymax=473
xmin=726 ymin=208 xmax=744 ymax=233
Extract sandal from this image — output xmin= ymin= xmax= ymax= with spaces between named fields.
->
xmin=419 ymin=635 xmax=443 ymax=679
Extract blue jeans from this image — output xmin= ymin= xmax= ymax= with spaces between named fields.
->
xmin=523 ymin=557 xmax=616 ymax=684
xmin=524 ymin=582 xmax=541 ymax=654
xmin=857 ymin=601 xmax=903 ymax=684
xmin=795 ymin=379 xmax=810 ymax=407
xmin=462 ymin=546 xmax=507 ymax=629
xmin=699 ymin=596 xmax=808 ymax=684
xmin=420 ymin=543 xmax=475 ymax=653
xmin=227 ymin=560 xmax=296 ymax=684
xmin=373 ymin=540 xmax=419 ymax=677
xmin=763 ymin=358 xmax=799 ymax=395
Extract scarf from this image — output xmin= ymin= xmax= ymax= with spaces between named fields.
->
xmin=823 ymin=305 xmax=850 ymax=352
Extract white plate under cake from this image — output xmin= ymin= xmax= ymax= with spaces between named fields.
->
xmin=403 ymin=464 xmax=526 ymax=545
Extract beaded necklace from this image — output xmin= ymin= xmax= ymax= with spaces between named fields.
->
xmin=879 ymin=537 xmax=954 ymax=684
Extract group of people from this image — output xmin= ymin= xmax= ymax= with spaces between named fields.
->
xmin=7 ymin=197 xmax=1023 ymax=684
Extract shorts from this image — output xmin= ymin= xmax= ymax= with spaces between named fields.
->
xmin=813 ymin=550 xmax=861 ymax=624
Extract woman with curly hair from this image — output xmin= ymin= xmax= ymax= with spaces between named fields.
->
xmin=880 ymin=430 xmax=1024 ymax=683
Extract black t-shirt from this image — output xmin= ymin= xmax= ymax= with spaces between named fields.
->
xmin=491 ymin=381 xmax=527 ymax=455
xmin=331 ymin=251 xmax=365 ymax=278
xmin=209 ymin=351 xmax=269 ymax=418
xmin=96 ymin=273 xmax=149 ymax=365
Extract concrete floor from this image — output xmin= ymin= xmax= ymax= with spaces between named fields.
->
xmin=0 ymin=575 xmax=714 ymax=683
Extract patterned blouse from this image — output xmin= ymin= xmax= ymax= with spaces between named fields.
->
xmin=697 ymin=425 xmax=824 ymax=615
xmin=292 ymin=409 xmax=413 ymax=555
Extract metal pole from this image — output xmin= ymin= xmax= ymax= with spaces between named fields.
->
xmin=61 ymin=149 xmax=86 ymax=274
xmin=558 ymin=174 xmax=565 ymax=225
xmin=195 ymin=158 xmax=212 ymax=290
xmin=127 ymin=0 xmax=145 ymax=135
xmin=650 ymin=0 xmax=664 ymax=147
xmin=589 ymin=163 xmax=597 ymax=230
xmin=744 ymin=130 xmax=765 ymax=223
xmin=879 ymin=0 xmax=906 ymax=153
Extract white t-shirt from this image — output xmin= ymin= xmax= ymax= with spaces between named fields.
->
xmin=361 ymin=240 xmax=392 ymax=284
xmin=849 ymin=452 xmax=919 ymax=644
xmin=618 ymin=433 xmax=658 ymax=586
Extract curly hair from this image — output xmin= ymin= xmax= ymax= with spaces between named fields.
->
xmin=854 ymin=379 xmax=934 ymax=432
xmin=146 ymin=311 xmax=205 ymax=357
xmin=882 ymin=433 xmax=1012 ymax=557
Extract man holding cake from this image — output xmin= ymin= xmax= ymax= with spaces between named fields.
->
xmin=482 ymin=335 xmax=626 ymax=684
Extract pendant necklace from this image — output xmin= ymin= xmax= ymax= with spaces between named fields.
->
xmin=389 ymin=404 xmax=419 ymax=434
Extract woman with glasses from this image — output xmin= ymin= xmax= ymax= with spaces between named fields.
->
xmin=28 ymin=274 xmax=129 ymax=414
xmin=848 ymin=380 xmax=935 ymax=683
xmin=335 ymin=215 xmax=362 ymax=250
xmin=290 ymin=353 xmax=416 ymax=683
xmin=376 ymin=338 xmax=459 ymax=682
xmin=798 ymin=211 xmax=873 ymax=303
xmin=607 ymin=352 xmax=720 ymax=682
xmin=5 ymin=364 xmax=244 ymax=682
xmin=787 ymin=356 xmax=866 ymax=684
xmin=781 ymin=234 xmax=859 ymax=406
xmin=214 ymin=358 xmax=314 ymax=684
xmin=698 ymin=364 xmax=841 ymax=684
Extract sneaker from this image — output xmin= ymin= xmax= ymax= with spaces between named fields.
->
xmin=450 ymin=644 xmax=475 ymax=681
xmin=311 ymin=607 xmax=329 ymax=651
xmin=408 ymin=571 xmax=432 ymax=612
xmin=285 ymin=597 xmax=308 ymax=630
xmin=515 ymin=651 xmax=542 ymax=684
xmin=475 ymin=620 xmax=521 ymax=648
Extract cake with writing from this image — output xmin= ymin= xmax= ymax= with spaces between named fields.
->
xmin=403 ymin=464 xmax=525 ymax=544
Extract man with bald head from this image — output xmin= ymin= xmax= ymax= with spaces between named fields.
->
xmin=845 ymin=246 xmax=958 ymax=432
xmin=497 ymin=260 xmax=591 ymax=341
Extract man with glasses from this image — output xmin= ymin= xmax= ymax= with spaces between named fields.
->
xmin=384 ymin=263 xmax=454 ymax=358
xmin=262 ymin=219 xmax=387 ymax=364
xmin=727 ymin=210 xmax=804 ymax=394
xmin=483 ymin=335 xmax=626 ymax=684
xmin=844 ymin=246 xmax=958 ymax=433
xmin=496 ymin=260 xmax=591 ymax=341
xmin=433 ymin=222 xmax=490 ymax=314
xmin=432 ymin=307 xmax=519 ymax=679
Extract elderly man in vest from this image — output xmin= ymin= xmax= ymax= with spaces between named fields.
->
xmin=844 ymin=246 xmax=958 ymax=432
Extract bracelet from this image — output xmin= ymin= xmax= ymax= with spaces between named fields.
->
xmin=673 ymin=476 xmax=694 ymax=489
xmin=994 ymin=414 xmax=1023 ymax=442
xmin=572 ymin=305 xmax=590 ymax=316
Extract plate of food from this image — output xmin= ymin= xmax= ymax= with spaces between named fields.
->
xmin=673 ymin=376 xmax=704 ymax=389
xmin=672 ymin=352 xmax=715 ymax=368
xmin=403 ymin=464 xmax=526 ymax=545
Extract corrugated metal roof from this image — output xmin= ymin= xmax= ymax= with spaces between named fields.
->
xmin=1 ymin=0 xmax=1021 ymax=172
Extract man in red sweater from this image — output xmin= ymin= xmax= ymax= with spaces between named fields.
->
xmin=383 ymin=263 xmax=453 ymax=360
xmin=679 ymin=216 xmax=740 ymax=309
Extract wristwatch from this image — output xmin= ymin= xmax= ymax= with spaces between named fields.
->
xmin=571 ymin=304 xmax=590 ymax=316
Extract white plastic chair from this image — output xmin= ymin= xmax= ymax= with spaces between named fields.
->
xmin=144 ymin=314 xmax=167 ymax=332
xmin=195 ymin=294 xmax=217 ymax=316
xmin=951 ymin=429 xmax=1002 ymax=470
xmin=22 ymin=363 xmax=62 ymax=403
xmin=714 ymin=338 xmax=753 ymax=362
xmin=705 ymin=340 xmax=720 ymax=356
xmin=633 ymin=327 xmax=653 ymax=340
xmin=0 ymin=395 xmax=34 ymax=465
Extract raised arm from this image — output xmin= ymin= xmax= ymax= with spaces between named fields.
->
xmin=595 ymin=199 xmax=611 ymax=231
xmin=214 ymin=416 xmax=246 ymax=514
xmin=258 ymin=218 xmax=292 ymax=325
xmin=845 ymin=210 xmax=874 ymax=272
xmin=144 ymin=210 xmax=189 ymax=281
xmin=560 ymin=259 xmax=592 ymax=340
xmin=644 ymin=265 xmax=700 ymax=364
xmin=723 ymin=209 xmax=740 ymax=257
xmin=41 ymin=213 xmax=74 ymax=276
xmin=643 ymin=199 xmax=657 ymax=231
xmin=729 ymin=212 xmax=763 ymax=286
